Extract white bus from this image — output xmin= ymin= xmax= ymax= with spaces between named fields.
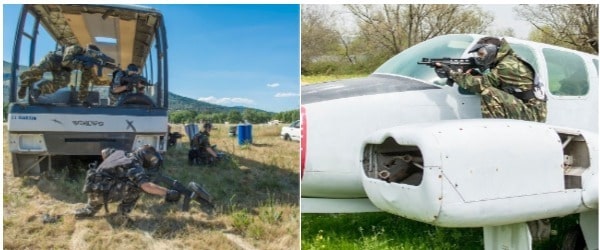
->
xmin=8 ymin=4 xmax=170 ymax=176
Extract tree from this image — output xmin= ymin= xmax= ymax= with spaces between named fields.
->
xmin=345 ymin=4 xmax=493 ymax=58
xmin=169 ymin=110 xmax=197 ymax=124
xmin=227 ymin=110 xmax=243 ymax=124
xmin=213 ymin=113 xmax=227 ymax=123
xmin=515 ymin=4 xmax=598 ymax=54
xmin=3 ymin=103 xmax=8 ymax=122
xmin=243 ymin=109 xmax=257 ymax=123
xmin=488 ymin=27 xmax=516 ymax=38
xmin=301 ymin=5 xmax=341 ymax=73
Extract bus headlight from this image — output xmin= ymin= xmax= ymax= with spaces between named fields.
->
xmin=9 ymin=134 xmax=47 ymax=152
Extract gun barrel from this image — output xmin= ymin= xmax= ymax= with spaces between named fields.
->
xmin=103 ymin=55 xmax=116 ymax=63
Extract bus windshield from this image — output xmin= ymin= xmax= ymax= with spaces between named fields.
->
xmin=10 ymin=4 xmax=168 ymax=108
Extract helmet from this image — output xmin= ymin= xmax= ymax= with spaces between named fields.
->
xmin=469 ymin=43 xmax=498 ymax=69
xmin=468 ymin=37 xmax=501 ymax=70
xmin=101 ymin=147 xmax=117 ymax=159
xmin=133 ymin=145 xmax=163 ymax=170
xmin=127 ymin=63 xmax=139 ymax=73
xmin=203 ymin=122 xmax=213 ymax=131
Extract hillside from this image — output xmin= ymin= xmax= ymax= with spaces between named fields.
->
xmin=168 ymin=92 xmax=272 ymax=114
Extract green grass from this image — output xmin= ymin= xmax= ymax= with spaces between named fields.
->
xmin=301 ymin=74 xmax=368 ymax=85
xmin=302 ymin=213 xmax=482 ymax=250
xmin=302 ymin=213 xmax=581 ymax=250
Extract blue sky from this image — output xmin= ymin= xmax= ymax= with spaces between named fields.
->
xmin=2 ymin=4 xmax=300 ymax=113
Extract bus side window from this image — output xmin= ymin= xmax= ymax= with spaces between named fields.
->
xmin=543 ymin=48 xmax=589 ymax=96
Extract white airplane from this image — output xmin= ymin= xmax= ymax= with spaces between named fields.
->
xmin=301 ymin=34 xmax=598 ymax=249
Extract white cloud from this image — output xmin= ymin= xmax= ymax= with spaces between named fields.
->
xmin=274 ymin=92 xmax=299 ymax=98
xmin=267 ymin=83 xmax=280 ymax=88
xmin=198 ymin=96 xmax=255 ymax=105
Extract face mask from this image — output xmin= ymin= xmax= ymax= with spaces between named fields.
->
xmin=149 ymin=154 xmax=163 ymax=168
xmin=471 ymin=44 xmax=498 ymax=71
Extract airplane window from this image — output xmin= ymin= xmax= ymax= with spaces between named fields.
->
xmin=593 ymin=59 xmax=598 ymax=74
xmin=510 ymin=43 xmax=539 ymax=73
xmin=374 ymin=35 xmax=474 ymax=84
xmin=543 ymin=48 xmax=589 ymax=96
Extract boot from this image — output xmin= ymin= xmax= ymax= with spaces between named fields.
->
xmin=74 ymin=204 xmax=100 ymax=218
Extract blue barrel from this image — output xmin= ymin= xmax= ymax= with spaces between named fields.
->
xmin=246 ymin=124 xmax=253 ymax=144
xmin=237 ymin=124 xmax=249 ymax=145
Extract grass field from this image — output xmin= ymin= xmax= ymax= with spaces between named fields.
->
xmin=3 ymin=123 xmax=299 ymax=249
xmin=301 ymin=74 xmax=367 ymax=85
xmin=301 ymin=212 xmax=580 ymax=250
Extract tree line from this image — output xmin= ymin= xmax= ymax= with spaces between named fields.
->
xmin=302 ymin=4 xmax=598 ymax=76
xmin=168 ymin=109 xmax=300 ymax=124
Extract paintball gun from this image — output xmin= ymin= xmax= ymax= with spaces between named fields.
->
xmin=417 ymin=57 xmax=481 ymax=86
xmin=121 ymin=74 xmax=151 ymax=92
xmin=152 ymin=173 xmax=213 ymax=212
xmin=75 ymin=49 xmax=118 ymax=77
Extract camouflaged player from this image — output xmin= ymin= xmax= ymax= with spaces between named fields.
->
xmin=111 ymin=63 xmax=148 ymax=104
xmin=437 ymin=37 xmax=547 ymax=122
xmin=18 ymin=44 xmax=105 ymax=103
xmin=189 ymin=122 xmax=219 ymax=165
xmin=75 ymin=147 xmax=182 ymax=220
xmin=62 ymin=44 xmax=104 ymax=103
xmin=18 ymin=49 xmax=71 ymax=99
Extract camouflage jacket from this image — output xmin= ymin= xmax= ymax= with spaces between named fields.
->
xmin=37 ymin=50 xmax=64 ymax=72
xmin=192 ymin=131 xmax=211 ymax=150
xmin=61 ymin=45 xmax=86 ymax=70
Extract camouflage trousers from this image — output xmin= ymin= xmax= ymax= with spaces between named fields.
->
xmin=19 ymin=67 xmax=71 ymax=95
xmin=19 ymin=67 xmax=94 ymax=102
xmin=77 ymin=69 xmax=95 ymax=102
xmin=84 ymin=181 xmax=141 ymax=215
xmin=480 ymin=87 xmax=547 ymax=122
xmin=36 ymin=79 xmax=70 ymax=95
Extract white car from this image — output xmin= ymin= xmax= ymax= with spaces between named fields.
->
xmin=280 ymin=120 xmax=300 ymax=141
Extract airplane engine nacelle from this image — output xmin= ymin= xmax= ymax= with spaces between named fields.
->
xmin=361 ymin=119 xmax=596 ymax=227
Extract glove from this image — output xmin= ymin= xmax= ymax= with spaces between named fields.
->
xmin=126 ymin=84 xmax=134 ymax=91
xmin=18 ymin=87 xmax=27 ymax=99
xmin=165 ymin=189 xmax=181 ymax=202
xmin=434 ymin=63 xmax=454 ymax=79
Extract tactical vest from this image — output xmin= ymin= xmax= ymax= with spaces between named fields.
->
xmin=502 ymin=55 xmax=547 ymax=102
xmin=192 ymin=132 xmax=208 ymax=149
xmin=82 ymin=162 xmax=130 ymax=213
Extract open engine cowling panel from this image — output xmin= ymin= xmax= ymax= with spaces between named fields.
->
xmin=361 ymin=119 xmax=595 ymax=227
